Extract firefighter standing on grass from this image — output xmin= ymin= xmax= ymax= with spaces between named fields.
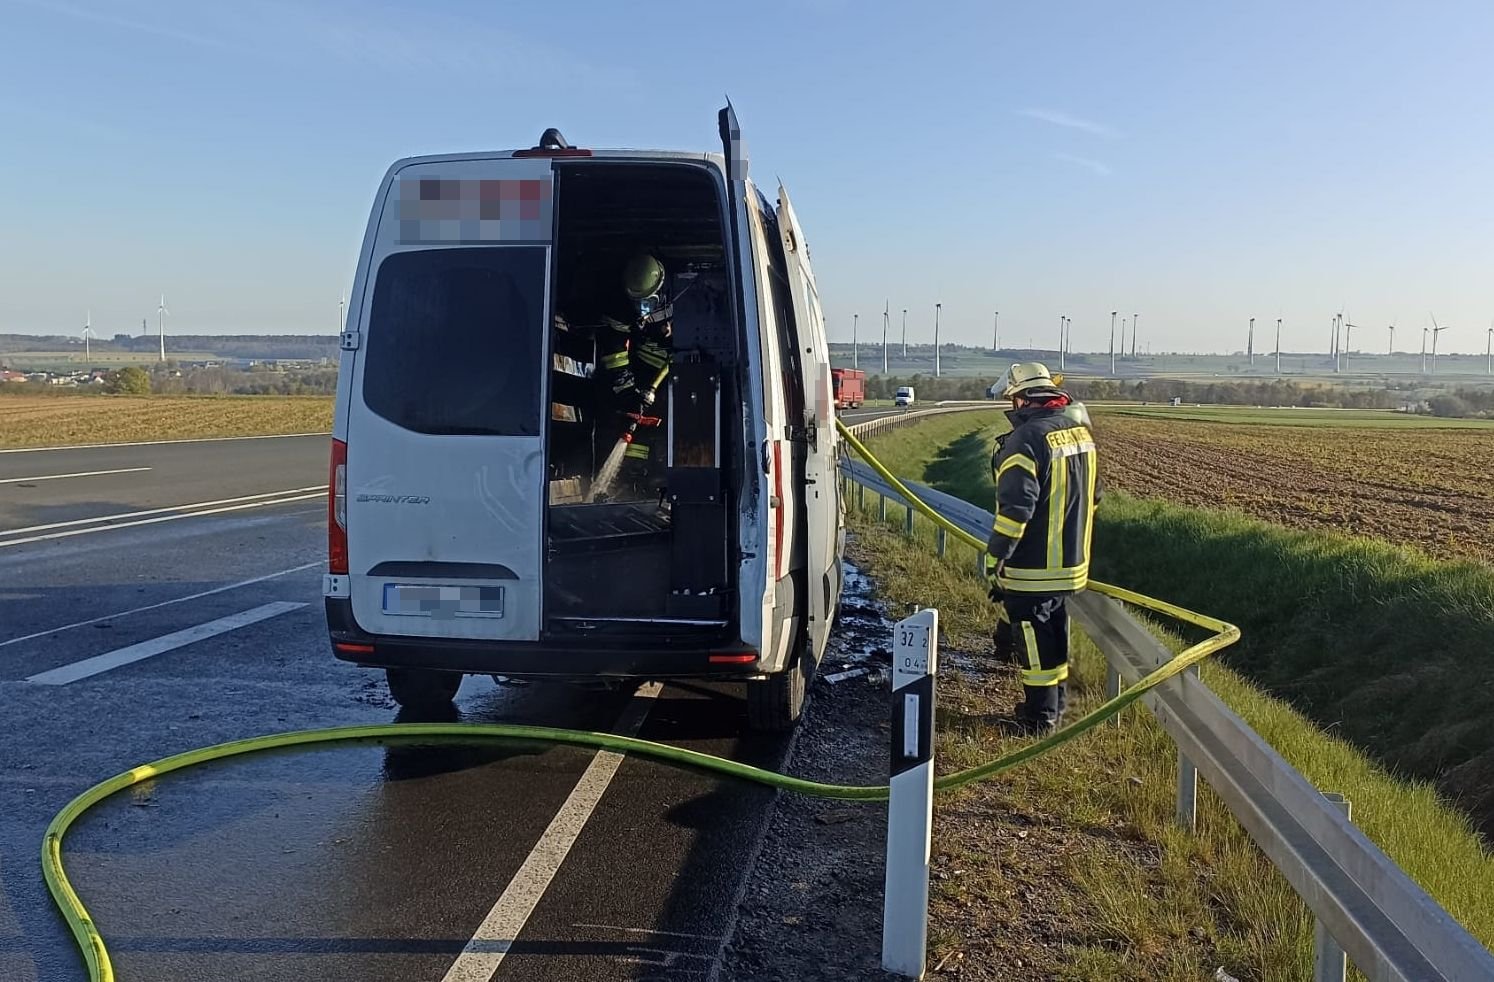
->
xmin=984 ymin=363 xmax=1101 ymax=734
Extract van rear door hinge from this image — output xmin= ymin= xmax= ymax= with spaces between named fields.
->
xmin=340 ymin=331 xmax=360 ymax=351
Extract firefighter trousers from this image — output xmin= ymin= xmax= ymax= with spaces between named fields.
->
xmin=1004 ymin=592 xmax=1070 ymax=724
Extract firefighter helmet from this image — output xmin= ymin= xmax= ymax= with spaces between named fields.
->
xmin=623 ymin=254 xmax=666 ymax=301
xmin=997 ymin=362 xmax=1061 ymax=398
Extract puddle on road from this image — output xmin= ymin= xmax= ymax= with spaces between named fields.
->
xmin=828 ymin=541 xmax=982 ymax=677
xmin=819 ymin=555 xmax=896 ymax=684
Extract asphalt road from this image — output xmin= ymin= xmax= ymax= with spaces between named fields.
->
xmin=1 ymin=410 xmax=902 ymax=982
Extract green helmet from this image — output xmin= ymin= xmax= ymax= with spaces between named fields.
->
xmin=623 ymin=254 xmax=665 ymax=301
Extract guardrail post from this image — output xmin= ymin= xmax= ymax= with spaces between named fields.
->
xmin=857 ymin=483 xmax=865 ymax=510
xmin=904 ymin=504 xmax=914 ymax=535
xmin=1105 ymin=663 xmax=1122 ymax=727
xmin=883 ymin=608 xmax=938 ymax=979
xmin=935 ymin=527 xmax=946 ymax=558
xmin=1175 ymin=667 xmax=1199 ymax=831
xmin=1313 ymin=793 xmax=1352 ymax=982
xmin=878 ymin=491 xmax=887 ymax=522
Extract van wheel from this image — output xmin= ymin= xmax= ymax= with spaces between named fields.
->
xmin=747 ymin=643 xmax=812 ymax=732
xmin=386 ymin=668 xmax=462 ymax=710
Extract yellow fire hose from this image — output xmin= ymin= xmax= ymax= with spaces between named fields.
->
xmin=42 ymin=416 xmax=1238 ymax=982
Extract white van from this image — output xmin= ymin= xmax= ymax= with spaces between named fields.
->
xmin=324 ymin=107 xmax=844 ymax=730
xmin=894 ymin=385 xmax=916 ymax=407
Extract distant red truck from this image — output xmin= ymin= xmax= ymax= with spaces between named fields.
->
xmin=831 ymin=368 xmax=865 ymax=409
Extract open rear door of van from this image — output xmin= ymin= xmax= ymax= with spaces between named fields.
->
xmin=719 ymin=103 xmax=776 ymax=664
xmin=344 ymin=156 xmax=554 ymax=644
xmin=776 ymin=184 xmax=843 ymax=659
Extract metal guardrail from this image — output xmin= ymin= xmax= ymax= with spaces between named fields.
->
xmin=837 ymin=426 xmax=1494 ymax=982
xmin=841 ymin=402 xmax=998 ymax=441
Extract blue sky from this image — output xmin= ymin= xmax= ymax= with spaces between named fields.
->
xmin=2 ymin=0 xmax=1492 ymax=354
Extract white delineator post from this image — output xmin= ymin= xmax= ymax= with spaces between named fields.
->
xmin=883 ymin=607 xmax=939 ymax=979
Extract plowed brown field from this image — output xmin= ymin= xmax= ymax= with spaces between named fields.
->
xmin=1096 ymin=415 xmax=1494 ymax=564
xmin=0 ymin=394 xmax=333 ymax=448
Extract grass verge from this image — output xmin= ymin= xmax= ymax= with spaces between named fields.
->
xmin=847 ymin=415 xmax=1494 ymax=978
xmin=0 ymin=394 xmax=333 ymax=448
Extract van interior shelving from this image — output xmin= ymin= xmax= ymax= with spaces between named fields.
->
xmin=543 ymin=162 xmax=738 ymax=630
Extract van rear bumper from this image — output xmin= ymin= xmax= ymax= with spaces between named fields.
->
xmin=325 ymin=598 xmax=760 ymax=679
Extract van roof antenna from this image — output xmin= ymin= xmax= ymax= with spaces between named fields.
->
xmin=537 ymin=128 xmax=571 ymax=150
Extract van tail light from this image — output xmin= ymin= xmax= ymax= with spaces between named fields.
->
xmin=329 ymin=438 xmax=348 ymax=575
xmin=709 ymin=650 xmax=758 ymax=664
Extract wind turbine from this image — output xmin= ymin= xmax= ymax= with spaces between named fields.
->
xmin=1486 ymin=322 xmax=1492 ymax=376
xmin=992 ymin=311 xmax=1000 ymax=352
xmin=157 ymin=293 xmax=170 ymax=363
xmin=1109 ymin=310 xmax=1117 ymax=375
xmin=1131 ymin=312 xmax=1139 ymax=357
xmin=1058 ymin=314 xmax=1066 ymax=370
xmin=882 ymin=301 xmax=889 ymax=373
xmin=1342 ymin=317 xmax=1357 ymax=372
xmin=1430 ymin=314 xmax=1449 ymax=375
xmin=851 ymin=313 xmax=859 ymax=369
xmin=901 ymin=308 xmax=908 ymax=359
xmin=1275 ymin=317 xmax=1282 ymax=375
xmin=83 ymin=310 xmax=93 ymax=364
xmin=933 ymin=303 xmax=942 ymax=378
xmin=1387 ymin=320 xmax=1396 ymax=356
xmin=1421 ymin=326 xmax=1429 ymax=374
xmin=1248 ymin=317 xmax=1255 ymax=366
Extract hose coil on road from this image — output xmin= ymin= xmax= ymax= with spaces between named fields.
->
xmin=43 ymin=416 xmax=1239 ymax=982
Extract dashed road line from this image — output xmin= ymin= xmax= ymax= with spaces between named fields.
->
xmin=24 ymin=601 xmax=308 ymax=685
xmin=0 ymin=561 xmax=320 ymax=649
xmin=441 ymin=683 xmax=663 ymax=982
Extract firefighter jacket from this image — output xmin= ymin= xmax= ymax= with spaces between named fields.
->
xmin=598 ymin=305 xmax=672 ymax=409
xmin=984 ymin=403 xmax=1100 ymax=594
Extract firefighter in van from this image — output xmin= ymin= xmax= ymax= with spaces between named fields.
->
xmin=984 ymin=363 xmax=1101 ymax=734
xmin=597 ymin=253 xmax=673 ymax=498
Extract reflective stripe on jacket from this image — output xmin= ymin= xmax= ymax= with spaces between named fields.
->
xmin=986 ymin=408 xmax=1100 ymax=594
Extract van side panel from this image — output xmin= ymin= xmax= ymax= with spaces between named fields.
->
xmin=744 ymin=187 xmax=800 ymax=674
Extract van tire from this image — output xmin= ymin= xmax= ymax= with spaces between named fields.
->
xmin=386 ymin=667 xmax=462 ymax=710
xmin=747 ymin=642 xmax=811 ymax=732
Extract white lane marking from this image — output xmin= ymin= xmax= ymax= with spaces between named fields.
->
xmin=0 ymin=492 xmax=324 ymax=549
xmin=0 ymin=486 xmax=325 ymax=538
xmin=441 ymin=684 xmax=663 ymax=982
xmin=24 ymin=601 xmax=308 ymax=685
xmin=0 ymin=432 xmax=330 ymax=454
xmin=0 ymin=467 xmax=151 ymax=485
xmin=0 ymin=561 xmax=321 ymax=649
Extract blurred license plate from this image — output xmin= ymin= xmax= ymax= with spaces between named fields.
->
xmin=382 ymin=584 xmax=504 ymax=619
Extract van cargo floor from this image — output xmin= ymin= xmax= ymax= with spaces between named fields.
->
xmin=549 ymin=502 xmax=669 ymax=551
